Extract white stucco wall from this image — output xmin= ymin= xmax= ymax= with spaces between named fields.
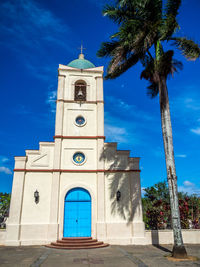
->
xmin=2 ymin=228 xmax=200 ymax=246
xmin=63 ymin=104 xmax=97 ymax=137
xmin=26 ymin=142 xmax=54 ymax=169
xmin=61 ymin=139 xmax=97 ymax=170
xmin=144 ymin=229 xmax=200 ymax=245
xmin=0 ymin=230 xmax=6 ymax=245
xmin=21 ymin=172 xmax=52 ymax=224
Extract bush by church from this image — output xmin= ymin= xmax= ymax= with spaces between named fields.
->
xmin=0 ymin=193 xmax=10 ymax=229
xmin=142 ymin=181 xmax=200 ymax=230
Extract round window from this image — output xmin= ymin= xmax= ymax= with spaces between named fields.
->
xmin=75 ymin=116 xmax=86 ymax=127
xmin=73 ymin=152 xmax=86 ymax=165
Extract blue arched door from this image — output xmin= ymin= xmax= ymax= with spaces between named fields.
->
xmin=63 ymin=188 xmax=91 ymax=237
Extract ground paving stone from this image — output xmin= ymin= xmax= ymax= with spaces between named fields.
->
xmin=0 ymin=244 xmax=200 ymax=267
xmin=0 ymin=246 xmax=44 ymax=267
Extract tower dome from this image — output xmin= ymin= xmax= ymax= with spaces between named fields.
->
xmin=67 ymin=53 xmax=95 ymax=69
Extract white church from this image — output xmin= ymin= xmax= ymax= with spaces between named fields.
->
xmin=5 ymin=52 xmax=145 ymax=247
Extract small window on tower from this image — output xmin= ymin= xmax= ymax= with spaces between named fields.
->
xmin=74 ymin=80 xmax=86 ymax=101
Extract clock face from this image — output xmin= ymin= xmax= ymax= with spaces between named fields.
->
xmin=73 ymin=152 xmax=85 ymax=164
xmin=75 ymin=116 xmax=85 ymax=126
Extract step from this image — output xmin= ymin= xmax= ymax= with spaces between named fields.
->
xmin=46 ymin=243 xmax=109 ymax=250
xmin=62 ymin=237 xmax=92 ymax=241
xmin=45 ymin=237 xmax=109 ymax=250
xmin=57 ymin=239 xmax=98 ymax=244
xmin=51 ymin=241 xmax=104 ymax=247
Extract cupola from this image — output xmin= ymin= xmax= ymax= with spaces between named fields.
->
xmin=67 ymin=53 xmax=95 ymax=69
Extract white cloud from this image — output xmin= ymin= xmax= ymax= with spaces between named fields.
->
xmin=105 ymin=124 xmax=128 ymax=143
xmin=170 ymin=91 xmax=200 ymax=127
xmin=0 ymin=156 xmax=9 ymax=163
xmin=141 ymin=187 xmax=146 ymax=196
xmin=46 ymin=89 xmax=57 ymax=113
xmin=191 ymin=127 xmax=200 ymax=135
xmin=104 ymin=108 xmax=141 ymax=145
xmin=178 ymin=180 xmax=200 ymax=196
xmin=183 ymin=180 xmax=194 ymax=187
xmin=106 ymin=95 xmax=154 ymax=121
xmin=0 ymin=167 xmax=12 ymax=175
xmin=184 ymin=97 xmax=200 ymax=111
xmin=175 ymin=154 xmax=187 ymax=158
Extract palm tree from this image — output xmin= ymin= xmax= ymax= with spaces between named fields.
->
xmin=97 ymin=0 xmax=200 ymax=258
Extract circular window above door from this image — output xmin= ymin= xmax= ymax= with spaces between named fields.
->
xmin=75 ymin=116 xmax=86 ymax=127
xmin=72 ymin=152 xmax=86 ymax=165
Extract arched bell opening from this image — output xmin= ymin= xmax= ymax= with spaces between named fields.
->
xmin=74 ymin=80 xmax=86 ymax=101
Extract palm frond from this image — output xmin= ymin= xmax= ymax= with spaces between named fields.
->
xmin=165 ymin=0 xmax=182 ymax=18
xmin=118 ymin=19 xmax=143 ymax=42
xmin=147 ymin=82 xmax=159 ymax=98
xmin=118 ymin=0 xmax=139 ymax=8
xmin=171 ymin=37 xmax=200 ymax=60
xmin=103 ymin=4 xmax=134 ymax=24
xmin=118 ymin=19 xmax=159 ymax=53
xmin=140 ymin=53 xmax=154 ymax=68
xmin=157 ymin=50 xmax=183 ymax=77
xmin=140 ymin=0 xmax=162 ymax=22
xmin=140 ymin=56 xmax=159 ymax=98
xmin=172 ymin=59 xmax=183 ymax=72
xmin=140 ymin=55 xmax=157 ymax=80
xmin=140 ymin=49 xmax=182 ymax=97
xmin=160 ymin=0 xmax=182 ymax=40
xmin=117 ymin=0 xmax=162 ymax=23
xmin=105 ymin=50 xmax=143 ymax=79
xmin=160 ymin=17 xmax=180 ymax=40
xmin=157 ymin=50 xmax=174 ymax=76
xmin=97 ymin=41 xmax=119 ymax=58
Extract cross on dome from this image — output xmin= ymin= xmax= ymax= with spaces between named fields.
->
xmin=67 ymin=46 xmax=95 ymax=69
xmin=78 ymin=44 xmax=86 ymax=59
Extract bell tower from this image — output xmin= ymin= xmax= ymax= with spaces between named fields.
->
xmin=48 ymin=53 xmax=106 ymax=240
xmin=54 ymin=52 xmax=104 ymax=139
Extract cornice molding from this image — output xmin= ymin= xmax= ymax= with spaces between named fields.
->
xmin=56 ymin=99 xmax=104 ymax=104
xmin=14 ymin=169 xmax=141 ymax=173
xmin=53 ymin=136 xmax=106 ymax=140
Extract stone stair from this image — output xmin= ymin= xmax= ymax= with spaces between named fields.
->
xmin=46 ymin=237 xmax=109 ymax=249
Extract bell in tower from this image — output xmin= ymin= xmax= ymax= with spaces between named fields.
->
xmin=74 ymin=80 xmax=86 ymax=101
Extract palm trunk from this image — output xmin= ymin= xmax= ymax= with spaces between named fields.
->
xmin=158 ymin=76 xmax=187 ymax=258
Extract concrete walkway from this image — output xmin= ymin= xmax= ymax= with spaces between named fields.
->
xmin=0 ymin=244 xmax=200 ymax=267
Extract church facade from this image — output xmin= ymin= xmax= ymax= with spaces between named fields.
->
xmin=6 ymin=53 xmax=145 ymax=246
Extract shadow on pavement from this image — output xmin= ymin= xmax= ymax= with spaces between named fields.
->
xmin=151 ymin=230 xmax=172 ymax=253
xmin=153 ymin=244 xmax=172 ymax=253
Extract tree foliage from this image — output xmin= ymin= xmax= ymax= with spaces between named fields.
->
xmin=142 ymin=181 xmax=200 ymax=230
xmin=0 ymin=193 xmax=10 ymax=228
xmin=98 ymin=0 xmax=200 ymax=257
xmin=97 ymin=0 xmax=200 ymax=97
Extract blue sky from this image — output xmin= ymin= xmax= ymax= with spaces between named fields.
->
xmin=0 ymin=0 xmax=200 ymax=195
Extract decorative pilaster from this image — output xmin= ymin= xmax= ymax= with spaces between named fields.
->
xmin=47 ymin=75 xmax=65 ymax=242
xmin=55 ymin=75 xmax=65 ymax=136
xmin=6 ymin=157 xmax=27 ymax=246
xmin=96 ymin=75 xmax=106 ymax=239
